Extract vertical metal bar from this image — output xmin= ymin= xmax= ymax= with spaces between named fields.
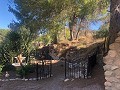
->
xmin=72 ymin=63 xmax=73 ymax=78
xmin=48 ymin=61 xmax=50 ymax=77
xmin=65 ymin=59 xmax=67 ymax=79
xmin=36 ymin=63 xmax=38 ymax=81
xmin=42 ymin=60 xmax=44 ymax=78
xmin=47 ymin=61 xmax=49 ymax=77
xmin=79 ymin=62 xmax=80 ymax=78
xmin=70 ymin=62 xmax=71 ymax=78
xmin=69 ymin=62 xmax=70 ymax=78
xmin=74 ymin=65 xmax=76 ymax=78
xmin=40 ymin=61 xmax=42 ymax=79
xmin=85 ymin=57 xmax=88 ymax=79
xmin=73 ymin=63 xmax=74 ymax=78
xmin=50 ymin=59 xmax=52 ymax=77
xmin=44 ymin=60 xmax=46 ymax=78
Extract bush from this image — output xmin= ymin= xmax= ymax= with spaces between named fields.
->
xmin=17 ymin=64 xmax=35 ymax=78
xmin=2 ymin=64 xmax=16 ymax=72
xmin=0 ymin=65 xmax=3 ymax=74
xmin=95 ymin=30 xmax=108 ymax=39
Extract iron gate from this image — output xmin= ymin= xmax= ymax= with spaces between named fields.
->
xmin=36 ymin=60 xmax=52 ymax=80
xmin=65 ymin=48 xmax=98 ymax=79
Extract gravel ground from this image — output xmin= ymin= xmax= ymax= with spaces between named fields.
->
xmin=0 ymin=61 xmax=105 ymax=90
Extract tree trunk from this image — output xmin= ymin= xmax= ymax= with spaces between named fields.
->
xmin=109 ymin=0 xmax=120 ymax=44
xmin=75 ymin=29 xmax=80 ymax=40
xmin=75 ymin=18 xmax=83 ymax=39
xmin=69 ymin=14 xmax=77 ymax=41
xmin=53 ymin=34 xmax=58 ymax=44
xmin=69 ymin=23 xmax=73 ymax=41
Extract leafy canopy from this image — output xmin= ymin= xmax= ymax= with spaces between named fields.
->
xmin=9 ymin=0 xmax=110 ymax=31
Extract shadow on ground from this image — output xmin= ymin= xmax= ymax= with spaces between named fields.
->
xmin=0 ymin=61 xmax=105 ymax=90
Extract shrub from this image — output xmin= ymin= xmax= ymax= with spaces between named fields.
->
xmin=2 ymin=64 xmax=16 ymax=72
xmin=95 ymin=30 xmax=109 ymax=39
xmin=17 ymin=64 xmax=35 ymax=78
xmin=0 ymin=65 xmax=3 ymax=74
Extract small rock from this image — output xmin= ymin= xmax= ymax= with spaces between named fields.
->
xmin=64 ymin=78 xmax=69 ymax=82
xmin=71 ymin=79 xmax=74 ymax=81
xmin=29 ymin=78 xmax=32 ymax=80
xmin=2 ymin=79 xmax=5 ymax=81
xmin=5 ymin=79 xmax=9 ymax=81
xmin=25 ymin=79 xmax=28 ymax=81
xmin=15 ymin=78 xmax=21 ymax=80
xmin=9 ymin=79 xmax=15 ymax=81
xmin=33 ymin=78 xmax=36 ymax=80
xmin=5 ymin=71 xmax=10 ymax=78
xmin=22 ymin=78 xmax=25 ymax=80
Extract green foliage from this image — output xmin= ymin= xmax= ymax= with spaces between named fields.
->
xmin=95 ymin=23 xmax=109 ymax=38
xmin=38 ymin=35 xmax=51 ymax=45
xmin=9 ymin=0 xmax=110 ymax=41
xmin=0 ymin=26 xmax=34 ymax=65
xmin=65 ymin=28 xmax=70 ymax=39
xmin=17 ymin=64 xmax=35 ymax=78
xmin=0 ymin=65 xmax=3 ymax=74
xmin=95 ymin=30 xmax=109 ymax=38
xmin=0 ymin=29 xmax=9 ymax=43
xmin=2 ymin=64 xmax=16 ymax=72
xmin=0 ymin=41 xmax=13 ymax=64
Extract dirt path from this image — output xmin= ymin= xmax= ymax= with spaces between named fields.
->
xmin=0 ymin=61 xmax=105 ymax=90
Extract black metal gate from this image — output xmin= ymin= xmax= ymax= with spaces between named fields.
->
xmin=65 ymin=48 xmax=98 ymax=79
xmin=36 ymin=60 xmax=52 ymax=80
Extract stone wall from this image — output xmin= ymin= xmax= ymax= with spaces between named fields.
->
xmin=104 ymin=32 xmax=120 ymax=90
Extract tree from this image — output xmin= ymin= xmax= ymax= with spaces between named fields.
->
xmin=0 ymin=29 xmax=9 ymax=43
xmin=9 ymin=0 xmax=109 ymax=41
xmin=0 ymin=26 xmax=34 ymax=66
xmin=109 ymin=0 xmax=120 ymax=44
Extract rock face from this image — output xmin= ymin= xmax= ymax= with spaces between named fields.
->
xmin=104 ymin=32 xmax=120 ymax=90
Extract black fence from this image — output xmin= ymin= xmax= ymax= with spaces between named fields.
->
xmin=36 ymin=60 xmax=52 ymax=80
xmin=65 ymin=45 xmax=102 ymax=79
xmin=65 ymin=59 xmax=88 ymax=79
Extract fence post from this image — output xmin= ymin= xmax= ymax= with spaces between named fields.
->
xmin=50 ymin=59 xmax=52 ymax=77
xmin=36 ymin=63 xmax=39 ymax=81
xmin=65 ymin=59 xmax=67 ymax=79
